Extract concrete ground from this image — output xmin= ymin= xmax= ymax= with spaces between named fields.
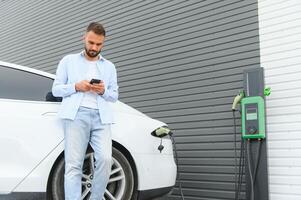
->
xmin=0 ymin=193 xmax=167 ymax=200
xmin=0 ymin=193 xmax=46 ymax=200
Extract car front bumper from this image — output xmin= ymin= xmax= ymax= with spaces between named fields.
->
xmin=133 ymin=152 xmax=177 ymax=191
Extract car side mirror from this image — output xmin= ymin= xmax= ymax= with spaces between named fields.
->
xmin=46 ymin=91 xmax=62 ymax=102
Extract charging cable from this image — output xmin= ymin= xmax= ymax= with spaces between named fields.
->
xmin=237 ymin=137 xmax=245 ymax=200
xmin=170 ymin=132 xmax=185 ymax=200
xmin=233 ymin=110 xmax=245 ymax=200
xmin=232 ymin=92 xmax=245 ymax=200
xmin=232 ymin=110 xmax=262 ymax=200
xmin=153 ymin=127 xmax=185 ymax=200
xmin=233 ymin=110 xmax=238 ymax=200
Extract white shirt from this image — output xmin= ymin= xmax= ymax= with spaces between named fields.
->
xmin=80 ymin=59 xmax=100 ymax=109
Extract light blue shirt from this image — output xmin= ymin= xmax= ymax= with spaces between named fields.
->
xmin=52 ymin=52 xmax=118 ymax=123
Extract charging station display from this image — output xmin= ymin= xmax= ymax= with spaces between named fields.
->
xmin=241 ymin=96 xmax=266 ymax=139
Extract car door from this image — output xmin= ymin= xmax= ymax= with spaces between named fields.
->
xmin=0 ymin=65 xmax=63 ymax=193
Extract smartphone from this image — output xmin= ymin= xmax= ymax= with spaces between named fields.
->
xmin=90 ymin=79 xmax=101 ymax=84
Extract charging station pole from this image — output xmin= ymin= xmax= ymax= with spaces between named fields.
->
xmin=243 ymin=68 xmax=269 ymax=200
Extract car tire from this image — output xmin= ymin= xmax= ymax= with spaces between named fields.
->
xmin=48 ymin=146 xmax=137 ymax=200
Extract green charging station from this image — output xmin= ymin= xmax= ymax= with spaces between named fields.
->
xmin=233 ymin=67 xmax=269 ymax=200
xmin=241 ymin=96 xmax=266 ymax=139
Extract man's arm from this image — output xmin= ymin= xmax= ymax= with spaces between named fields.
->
xmin=100 ymin=64 xmax=119 ymax=102
xmin=90 ymin=63 xmax=118 ymax=102
xmin=52 ymin=56 xmax=77 ymax=98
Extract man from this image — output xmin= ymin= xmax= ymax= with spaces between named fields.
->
xmin=52 ymin=22 xmax=118 ymax=200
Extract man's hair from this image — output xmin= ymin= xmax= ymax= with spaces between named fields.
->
xmin=86 ymin=22 xmax=106 ymax=36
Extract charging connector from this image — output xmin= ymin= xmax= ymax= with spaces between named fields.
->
xmin=153 ymin=126 xmax=171 ymax=137
xmin=152 ymin=126 xmax=172 ymax=153
xmin=151 ymin=127 xmax=185 ymax=200
xmin=232 ymin=91 xmax=244 ymax=111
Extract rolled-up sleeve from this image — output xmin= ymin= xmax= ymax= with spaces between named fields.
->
xmin=102 ymin=64 xmax=119 ymax=102
xmin=52 ymin=56 xmax=76 ymax=98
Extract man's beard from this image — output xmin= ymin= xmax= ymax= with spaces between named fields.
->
xmin=84 ymin=47 xmax=101 ymax=58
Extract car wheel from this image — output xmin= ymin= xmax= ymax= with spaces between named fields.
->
xmin=48 ymin=146 xmax=137 ymax=200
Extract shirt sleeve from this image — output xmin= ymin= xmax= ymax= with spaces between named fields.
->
xmin=101 ymin=63 xmax=119 ymax=102
xmin=52 ymin=56 xmax=77 ymax=98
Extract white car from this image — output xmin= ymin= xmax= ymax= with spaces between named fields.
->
xmin=0 ymin=61 xmax=177 ymax=200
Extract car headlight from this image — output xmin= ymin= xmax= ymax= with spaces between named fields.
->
xmin=151 ymin=126 xmax=172 ymax=138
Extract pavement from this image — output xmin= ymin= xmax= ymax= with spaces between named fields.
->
xmin=0 ymin=193 xmax=46 ymax=200
xmin=0 ymin=193 xmax=167 ymax=200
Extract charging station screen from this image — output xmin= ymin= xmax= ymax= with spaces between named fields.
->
xmin=246 ymin=107 xmax=258 ymax=120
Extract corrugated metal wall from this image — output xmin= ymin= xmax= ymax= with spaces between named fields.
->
xmin=0 ymin=0 xmax=261 ymax=199
xmin=258 ymin=0 xmax=301 ymax=199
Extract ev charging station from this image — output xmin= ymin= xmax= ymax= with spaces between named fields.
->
xmin=233 ymin=67 xmax=270 ymax=200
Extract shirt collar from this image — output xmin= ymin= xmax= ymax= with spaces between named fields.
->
xmin=80 ymin=50 xmax=104 ymax=61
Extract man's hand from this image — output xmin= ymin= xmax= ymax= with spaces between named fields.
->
xmin=75 ymin=80 xmax=91 ymax=92
xmin=90 ymin=81 xmax=105 ymax=95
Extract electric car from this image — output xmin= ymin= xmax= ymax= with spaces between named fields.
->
xmin=0 ymin=61 xmax=177 ymax=200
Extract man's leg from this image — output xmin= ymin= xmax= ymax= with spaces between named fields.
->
xmin=89 ymin=112 xmax=112 ymax=199
xmin=63 ymin=107 xmax=91 ymax=200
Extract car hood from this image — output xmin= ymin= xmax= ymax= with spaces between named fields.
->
xmin=111 ymin=101 xmax=149 ymax=118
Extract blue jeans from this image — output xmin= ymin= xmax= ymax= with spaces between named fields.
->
xmin=63 ymin=106 xmax=112 ymax=200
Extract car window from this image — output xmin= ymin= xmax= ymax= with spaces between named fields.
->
xmin=0 ymin=65 xmax=61 ymax=102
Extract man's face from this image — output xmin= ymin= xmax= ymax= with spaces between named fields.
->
xmin=83 ymin=31 xmax=105 ymax=58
